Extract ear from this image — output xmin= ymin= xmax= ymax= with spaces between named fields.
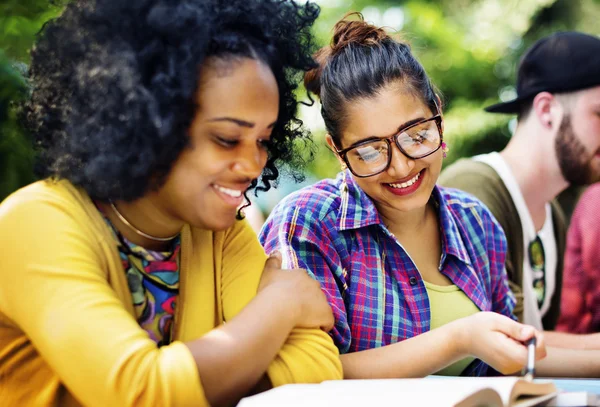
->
xmin=325 ymin=134 xmax=346 ymax=167
xmin=532 ymin=92 xmax=559 ymax=130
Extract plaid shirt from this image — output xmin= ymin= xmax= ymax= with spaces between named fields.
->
xmin=557 ymin=183 xmax=600 ymax=333
xmin=260 ymin=170 xmax=515 ymax=377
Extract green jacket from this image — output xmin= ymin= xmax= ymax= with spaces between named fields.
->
xmin=439 ymin=158 xmax=566 ymax=329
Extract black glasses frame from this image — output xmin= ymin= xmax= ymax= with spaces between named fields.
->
xmin=334 ymin=115 xmax=444 ymax=178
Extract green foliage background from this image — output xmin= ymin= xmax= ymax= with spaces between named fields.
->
xmin=0 ymin=0 xmax=599 ymax=203
xmin=304 ymin=0 xmax=600 ymax=181
xmin=0 ymin=0 xmax=64 ymax=200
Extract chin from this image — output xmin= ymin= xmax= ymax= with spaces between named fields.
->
xmin=190 ymin=210 xmax=238 ymax=231
xmin=385 ymin=181 xmax=434 ymax=209
xmin=393 ymin=195 xmax=430 ymax=213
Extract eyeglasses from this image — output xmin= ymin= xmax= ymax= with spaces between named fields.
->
xmin=528 ymin=235 xmax=546 ymax=308
xmin=334 ymin=115 xmax=444 ymax=178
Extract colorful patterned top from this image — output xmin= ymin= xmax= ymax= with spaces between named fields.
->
xmin=98 ymin=206 xmax=180 ymax=346
xmin=259 ymin=170 xmax=515 ymax=376
xmin=557 ymin=183 xmax=600 ymax=334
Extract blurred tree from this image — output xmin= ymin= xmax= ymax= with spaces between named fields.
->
xmin=1 ymin=0 xmax=599 ymax=209
xmin=0 ymin=0 xmax=64 ymax=201
xmin=302 ymin=0 xmax=600 ymax=182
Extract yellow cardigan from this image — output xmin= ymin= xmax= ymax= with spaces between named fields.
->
xmin=0 ymin=180 xmax=342 ymax=406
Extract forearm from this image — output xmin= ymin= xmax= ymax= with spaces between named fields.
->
xmin=340 ymin=321 xmax=465 ymax=379
xmin=185 ymin=286 xmax=297 ymax=406
xmin=544 ymin=330 xmax=600 ymax=350
xmin=537 ymin=347 xmax=600 ymax=377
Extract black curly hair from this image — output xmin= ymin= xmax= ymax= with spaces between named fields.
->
xmin=24 ymin=0 xmax=319 ymax=202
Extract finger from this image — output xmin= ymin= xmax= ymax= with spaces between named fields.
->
xmin=265 ymin=251 xmax=282 ymax=269
xmin=495 ymin=315 xmax=534 ymax=342
xmin=518 ymin=325 xmax=537 ymax=342
xmin=320 ymin=304 xmax=335 ymax=332
xmin=493 ymin=334 xmax=529 ymax=373
xmin=534 ymin=330 xmax=547 ymax=360
xmin=321 ymin=317 xmax=335 ymax=332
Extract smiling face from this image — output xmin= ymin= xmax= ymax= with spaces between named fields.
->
xmin=152 ymin=57 xmax=279 ymax=231
xmin=332 ymin=82 xmax=443 ymax=216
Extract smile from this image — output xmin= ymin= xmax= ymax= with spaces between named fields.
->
xmin=212 ymin=184 xmax=244 ymax=198
xmin=388 ymin=172 xmax=421 ymax=189
xmin=211 ymin=184 xmax=246 ymax=207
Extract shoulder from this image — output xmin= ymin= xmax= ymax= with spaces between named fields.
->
xmin=440 ymin=158 xmax=514 ymax=220
xmin=0 ymin=180 xmax=107 ymax=285
xmin=438 ymin=186 xmax=502 ymax=236
xmin=0 ymin=179 xmax=90 ymax=226
xmin=578 ymin=183 xmax=600 ymax=207
xmin=564 ymin=185 xmax=600 ymax=230
xmin=269 ymin=177 xmax=342 ymax=224
xmin=439 ymin=158 xmax=500 ymax=185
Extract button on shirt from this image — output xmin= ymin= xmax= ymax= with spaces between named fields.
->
xmin=260 ymin=170 xmax=515 ymax=376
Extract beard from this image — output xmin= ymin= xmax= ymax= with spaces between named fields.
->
xmin=555 ymin=115 xmax=599 ymax=185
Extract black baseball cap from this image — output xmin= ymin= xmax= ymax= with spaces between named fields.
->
xmin=485 ymin=31 xmax=600 ymax=114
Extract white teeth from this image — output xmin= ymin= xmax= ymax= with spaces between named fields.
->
xmin=213 ymin=184 xmax=243 ymax=197
xmin=389 ymin=172 xmax=420 ymax=189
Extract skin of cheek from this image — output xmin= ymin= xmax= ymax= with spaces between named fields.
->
xmin=159 ymin=143 xmax=243 ymax=231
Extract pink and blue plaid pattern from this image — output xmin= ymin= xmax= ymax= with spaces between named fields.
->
xmin=260 ymin=170 xmax=515 ymax=376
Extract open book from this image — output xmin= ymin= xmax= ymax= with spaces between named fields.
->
xmin=239 ymin=377 xmax=559 ymax=407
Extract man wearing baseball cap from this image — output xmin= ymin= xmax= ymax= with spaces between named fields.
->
xmin=440 ymin=31 xmax=600 ymax=374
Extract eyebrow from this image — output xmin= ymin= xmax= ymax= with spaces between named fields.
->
xmin=347 ymin=116 xmax=427 ymax=149
xmin=208 ymin=117 xmax=277 ymax=129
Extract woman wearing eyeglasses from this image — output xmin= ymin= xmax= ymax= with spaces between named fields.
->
xmin=260 ymin=14 xmax=546 ymax=378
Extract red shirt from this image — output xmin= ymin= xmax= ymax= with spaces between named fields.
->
xmin=557 ymin=184 xmax=600 ymax=333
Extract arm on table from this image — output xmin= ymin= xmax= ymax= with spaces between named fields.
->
xmin=0 ymin=201 xmax=338 ymax=407
xmin=340 ymin=313 xmax=544 ymax=378
xmin=194 ymin=220 xmax=341 ymax=405
xmin=543 ymin=331 xmax=600 ymax=350
xmin=537 ymin=347 xmax=600 ymax=377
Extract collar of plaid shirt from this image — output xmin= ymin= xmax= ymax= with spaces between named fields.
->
xmin=336 ymin=170 xmax=473 ymax=268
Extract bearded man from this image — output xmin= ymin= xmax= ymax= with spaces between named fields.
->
xmin=440 ymin=32 xmax=600 ymax=359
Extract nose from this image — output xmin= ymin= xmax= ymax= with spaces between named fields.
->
xmin=386 ymin=143 xmax=415 ymax=178
xmin=231 ymin=143 xmax=267 ymax=179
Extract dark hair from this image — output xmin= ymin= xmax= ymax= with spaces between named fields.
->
xmin=517 ymin=98 xmax=535 ymax=122
xmin=24 ymin=0 xmax=319 ymax=201
xmin=304 ymin=13 xmax=439 ymax=147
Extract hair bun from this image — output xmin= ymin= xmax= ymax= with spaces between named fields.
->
xmin=331 ymin=12 xmax=388 ymax=55
xmin=304 ymin=47 xmax=330 ymax=99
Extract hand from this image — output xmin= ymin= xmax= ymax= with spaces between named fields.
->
xmin=258 ymin=251 xmax=335 ymax=331
xmin=456 ymin=312 xmax=547 ymax=375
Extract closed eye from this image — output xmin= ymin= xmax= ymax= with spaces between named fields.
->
xmin=214 ymin=135 xmax=239 ymax=148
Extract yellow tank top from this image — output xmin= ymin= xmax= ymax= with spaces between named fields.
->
xmin=424 ymin=280 xmax=480 ymax=376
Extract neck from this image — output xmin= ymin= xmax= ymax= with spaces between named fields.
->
xmin=377 ymin=199 xmax=433 ymax=240
xmin=500 ymin=122 xmax=569 ymax=229
xmin=98 ymin=196 xmax=184 ymax=251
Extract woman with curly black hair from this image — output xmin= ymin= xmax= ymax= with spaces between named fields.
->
xmin=0 ymin=0 xmax=342 ymax=405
